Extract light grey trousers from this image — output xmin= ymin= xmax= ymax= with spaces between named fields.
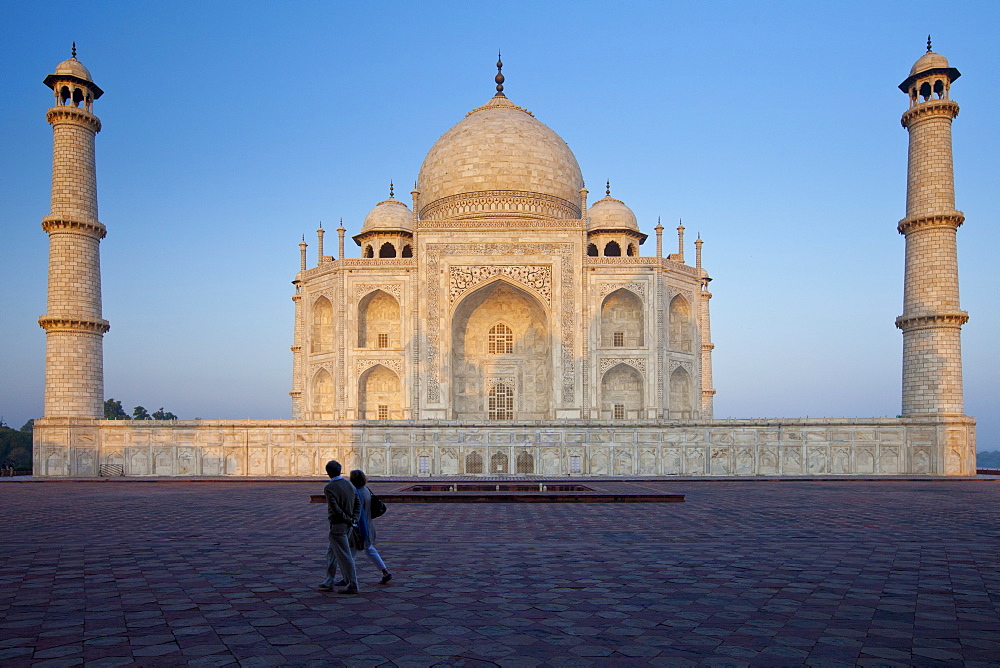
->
xmin=325 ymin=529 xmax=358 ymax=587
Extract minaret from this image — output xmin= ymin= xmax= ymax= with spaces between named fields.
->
xmin=39 ymin=46 xmax=109 ymax=418
xmin=896 ymin=39 xmax=968 ymax=416
xmin=694 ymin=236 xmax=715 ymax=417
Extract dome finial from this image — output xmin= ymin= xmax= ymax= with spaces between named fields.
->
xmin=71 ymin=42 xmax=77 ymax=58
xmin=927 ymin=35 xmax=932 ymax=52
xmin=605 ymin=180 xmax=611 ymax=196
xmin=389 ymin=181 xmax=394 ymax=198
xmin=495 ymin=51 xmax=505 ymax=96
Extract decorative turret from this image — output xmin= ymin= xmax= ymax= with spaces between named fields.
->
xmin=353 ymin=183 xmax=414 ymax=259
xmin=895 ymin=38 xmax=968 ymax=416
xmin=585 ymin=181 xmax=647 ymax=257
xmin=39 ymin=45 xmax=109 ymax=418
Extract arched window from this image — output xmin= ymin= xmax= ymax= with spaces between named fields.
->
xmin=604 ymin=241 xmax=621 ymax=257
xmin=516 ymin=451 xmax=534 ymax=474
xmin=364 ymin=245 xmax=374 ymax=258
xmin=488 ymin=322 xmax=513 ymax=354
xmin=587 ymin=243 xmax=598 ymax=257
xmin=919 ymin=81 xmax=931 ymax=101
xmin=401 ymin=245 xmax=413 ymax=258
xmin=466 ymin=451 xmax=484 ymax=474
xmin=379 ymin=242 xmax=396 ymax=258
xmin=933 ymin=79 xmax=944 ymax=98
xmin=488 ymin=382 xmax=514 ymax=420
xmin=627 ymin=243 xmax=637 ymax=256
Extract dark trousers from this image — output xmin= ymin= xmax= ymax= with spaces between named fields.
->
xmin=326 ymin=527 xmax=358 ymax=588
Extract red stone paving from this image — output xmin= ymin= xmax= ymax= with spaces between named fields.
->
xmin=1 ymin=478 xmax=999 ymax=666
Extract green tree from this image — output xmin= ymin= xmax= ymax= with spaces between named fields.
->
xmin=132 ymin=405 xmax=150 ymax=420
xmin=104 ymin=398 xmax=130 ymax=420
xmin=152 ymin=407 xmax=178 ymax=420
xmin=20 ymin=419 xmax=34 ymax=433
xmin=0 ymin=421 xmax=32 ymax=470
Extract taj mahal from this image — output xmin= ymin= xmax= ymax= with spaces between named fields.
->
xmin=32 ymin=45 xmax=976 ymax=477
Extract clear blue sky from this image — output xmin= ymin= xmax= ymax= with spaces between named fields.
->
xmin=2 ymin=1 xmax=996 ymax=449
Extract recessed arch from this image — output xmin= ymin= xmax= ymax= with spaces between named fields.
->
xmin=358 ymin=364 xmax=401 ymax=420
xmin=669 ymin=366 xmax=693 ymax=419
xmin=601 ymin=363 xmax=643 ymax=419
xmin=312 ymin=368 xmax=334 ymax=415
xmin=311 ymin=296 xmax=333 ymax=353
xmin=604 ymin=240 xmax=621 ymax=257
xmin=401 ymin=244 xmax=413 ymax=258
xmin=587 ymin=243 xmax=598 ymax=257
xmin=358 ymin=289 xmax=400 ymax=348
xmin=364 ymin=245 xmax=374 ymax=258
xmin=466 ymin=451 xmax=484 ymax=474
xmin=626 ymin=243 xmax=637 ymax=256
xmin=669 ymin=294 xmax=692 ymax=352
xmin=378 ymin=242 xmax=397 ymax=258
xmin=451 ymin=280 xmax=551 ymax=420
xmin=601 ymin=288 xmax=644 ymax=348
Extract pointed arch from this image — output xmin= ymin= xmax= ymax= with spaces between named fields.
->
xmin=364 ymin=245 xmax=374 ymax=258
xmin=626 ymin=243 xmax=637 ymax=256
xmin=358 ymin=364 xmax=401 ymax=420
xmin=311 ymin=296 xmax=333 ymax=353
xmin=312 ymin=368 xmax=334 ymax=415
xmin=401 ymin=244 xmax=413 ymax=258
xmin=669 ymin=294 xmax=693 ymax=352
xmin=601 ymin=363 xmax=643 ymax=419
xmin=358 ymin=289 xmax=400 ymax=348
xmin=587 ymin=243 xmax=598 ymax=257
xmin=601 ymin=288 xmax=644 ymax=348
xmin=604 ymin=240 xmax=621 ymax=256
xmin=451 ymin=280 xmax=551 ymax=420
xmin=669 ymin=366 xmax=693 ymax=419
xmin=379 ymin=242 xmax=397 ymax=258
xmin=516 ymin=451 xmax=534 ymax=474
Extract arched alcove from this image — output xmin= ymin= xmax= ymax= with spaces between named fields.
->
xmin=359 ymin=364 xmax=401 ymax=420
xmin=601 ymin=288 xmax=644 ymax=347
xmin=379 ymin=242 xmax=397 ymax=258
xmin=312 ymin=368 xmax=334 ymax=415
xmin=358 ymin=290 xmax=401 ymax=348
xmin=668 ymin=366 xmax=693 ymax=419
xmin=601 ymin=363 xmax=643 ymax=419
xmin=451 ymin=280 xmax=551 ymax=420
xmin=669 ymin=294 xmax=693 ymax=352
xmin=604 ymin=240 xmax=621 ymax=256
xmin=311 ymin=297 xmax=333 ymax=353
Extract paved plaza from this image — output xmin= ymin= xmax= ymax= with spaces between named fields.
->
xmin=1 ymin=478 xmax=998 ymax=666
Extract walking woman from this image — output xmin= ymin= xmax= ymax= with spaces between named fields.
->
xmin=349 ymin=469 xmax=393 ymax=584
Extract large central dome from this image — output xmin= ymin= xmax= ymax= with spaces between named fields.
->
xmin=417 ymin=94 xmax=584 ymax=220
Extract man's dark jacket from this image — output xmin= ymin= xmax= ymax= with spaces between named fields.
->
xmin=324 ymin=477 xmax=360 ymax=535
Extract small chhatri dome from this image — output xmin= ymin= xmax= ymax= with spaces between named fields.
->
xmin=415 ymin=57 xmax=584 ymax=221
xmin=360 ymin=194 xmax=412 ymax=233
xmin=55 ymin=43 xmax=93 ymax=81
xmin=587 ymin=193 xmax=639 ymax=232
xmin=909 ymin=50 xmax=950 ymax=76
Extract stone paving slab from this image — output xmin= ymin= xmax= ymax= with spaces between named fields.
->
xmin=1 ymin=480 xmax=998 ymax=666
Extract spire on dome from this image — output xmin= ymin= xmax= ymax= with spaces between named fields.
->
xmin=495 ymin=52 xmax=505 ymax=96
xmin=389 ymin=181 xmax=395 ymax=198
xmin=927 ymin=34 xmax=932 ymax=52
xmin=605 ymin=180 xmax=611 ymax=196
xmin=72 ymin=42 xmax=77 ymax=58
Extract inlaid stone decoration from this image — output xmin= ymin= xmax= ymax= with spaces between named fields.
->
xmin=32 ymin=47 xmax=976 ymax=477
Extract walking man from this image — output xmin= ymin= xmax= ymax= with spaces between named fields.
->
xmin=319 ymin=460 xmax=360 ymax=594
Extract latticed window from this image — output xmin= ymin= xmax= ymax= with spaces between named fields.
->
xmin=466 ymin=451 xmax=484 ymax=474
xmin=489 ymin=382 xmax=514 ymax=420
xmin=377 ymin=333 xmax=389 ymax=348
xmin=488 ymin=323 xmax=513 ymax=354
xmin=613 ymin=403 xmax=625 ymax=420
xmin=516 ymin=452 xmax=534 ymax=474
xmin=613 ymin=331 xmax=624 ymax=347
xmin=377 ymin=404 xmax=388 ymax=420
